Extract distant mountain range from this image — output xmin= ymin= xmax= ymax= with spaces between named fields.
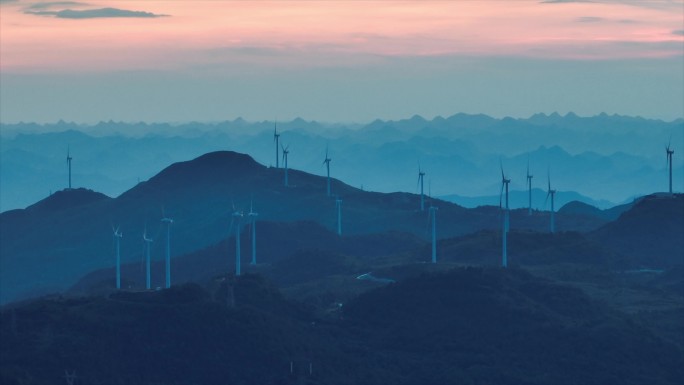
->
xmin=1 ymin=112 xmax=681 ymax=212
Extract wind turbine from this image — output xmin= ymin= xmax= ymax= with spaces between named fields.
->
xmin=546 ymin=170 xmax=556 ymax=233
xmin=161 ymin=215 xmax=173 ymax=288
xmin=335 ymin=197 xmax=342 ymax=236
xmin=526 ymin=159 xmax=533 ymax=215
xmin=499 ymin=163 xmax=511 ymax=268
xmin=143 ymin=227 xmax=153 ymax=290
xmin=666 ymin=139 xmax=674 ymax=194
xmin=282 ymin=144 xmax=290 ymax=187
xmin=417 ymin=166 xmax=426 ymax=211
xmin=231 ymin=207 xmax=244 ymax=276
xmin=273 ymin=121 xmax=280 ymax=168
xmin=112 ymin=226 xmax=122 ymax=289
xmin=428 ymin=204 xmax=438 ymax=263
xmin=247 ymin=200 xmax=258 ymax=265
xmin=323 ymin=146 xmax=332 ymax=196
xmin=66 ymin=146 xmax=73 ymax=189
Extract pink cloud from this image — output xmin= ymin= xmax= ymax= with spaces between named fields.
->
xmin=1 ymin=0 xmax=682 ymax=72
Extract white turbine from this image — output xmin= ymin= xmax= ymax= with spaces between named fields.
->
xmin=282 ymin=144 xmax=290 ymax=187
xmin=143 ymin=227 xmax=153 ymax=290
xmin=323 ymin=146 xmax=332 ymax=196
xmin=66 ymin=146 xmax=73 ymax=189
xmin=545 ymin=169 xmax=556 ymax=234
xmin=666 ymin=139 xmax=674 ymax=194
xmin=526 ymin=159 xmax=533 ymax=216
xmin=417 ymin=165 xmax=426 ymax=211
xmin=247 ymin=200 xmax=258 ymax=265
xmin=499 ymin=163 xmax=511 ymax=268
xmin=161 ymin=215 xmax=173 ymax=288
xmin=273 ymin=121 xmax=280 ymax=168
xmin=112 ymin=226 xmax=122 ymax=289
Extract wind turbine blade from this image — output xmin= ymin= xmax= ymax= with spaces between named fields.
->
xmin=499 ymin=182 xmax=504 ymax=208
xmin=544 ymin=192 xmax=550 ymax=208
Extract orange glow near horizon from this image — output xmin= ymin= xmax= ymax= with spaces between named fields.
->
xmin=1 ymin=0 xmax=683 ymax=72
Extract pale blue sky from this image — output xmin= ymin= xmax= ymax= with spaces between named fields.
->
xmin=1 ymin=0 xmax=683 ymax=123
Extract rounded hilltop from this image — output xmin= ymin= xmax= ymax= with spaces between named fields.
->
xmin=26 ymin=188 xmax=111 ymax=212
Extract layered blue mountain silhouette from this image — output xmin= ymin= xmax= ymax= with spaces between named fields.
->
xmin=1 ymin=144 xmax=683 ymax=385
xmin=2 ymin=113 xmax=682 ymax=212
xmin=1 ymin=150 xmax=682 ymax=305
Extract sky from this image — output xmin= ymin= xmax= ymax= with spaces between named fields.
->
xmin=1 ymin=0 xmax=683 ymax=123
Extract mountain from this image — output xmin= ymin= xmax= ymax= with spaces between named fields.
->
xmin=69 ymin=220 xmax=425 ymax=301
xmin=440 ymin=188 xmax=617 ymax=210
xmin=1 ymin=151 xmax=610 ymax=305
xmin=0 ymin=276 xmax=357 ymax=385
xmin=590 ymin=194 xmax=684 ymax=268
xmin=2 ymin=113 xmax=682 ymax=212
xmin=428 ymin=230 xmax=625 ymax=268
xmin=557 ymin=199 xmax=634 ymax=221
xmin=2 ymin=268 xmax=681 ymax=385
xmin=25 ymin=188 xmax=111 ymax=212
xmin=343 ymin=267 xmax=683 ymax=385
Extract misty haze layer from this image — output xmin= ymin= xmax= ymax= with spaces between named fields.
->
xmin=1 ymin=113 xmax=681 ymax=212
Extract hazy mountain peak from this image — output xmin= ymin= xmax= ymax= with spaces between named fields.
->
xmin=166 ymin=151 xmax=262 ymax=175
xmin=27 ymin=188 xmax=111 ymax=212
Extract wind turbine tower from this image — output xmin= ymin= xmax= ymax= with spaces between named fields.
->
xmin=113 ymin=227 xmax=122 ymax=289
xmin=546 ymin=171 xmax=557 ymax=233
xmin=66 ymin=146 xmax=73 ymax=189
xmin=526 ymin=160 xmax=533 ymax=215
xmin=161 ymin=216 xmax=173 ymax=288
xmin=143 ymin=228 xmax=153 ymax=290
xmin=667 ymin=141 xmax=674 ymax=194
xmin=500 ymin=165 xmax=511 ymax=268
xmin=232 ymin=209 xmax=244 ymax=275
xmin=429 ymin=205 xmax=438 ymax=263
xmin=248 ymin=201 xmax=258 ymax=265
xmin=282 ymin=144 xmax=290 ymax=187
xmin=335 ymin=197 xmax=342 ymax=236
xmin=418 ymin=166 xmax=426 ymax=211
xmin=274 ymin=122 xmax=280 ymax=168
xmin=323 ymin=146 xmax=332 ymax=196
